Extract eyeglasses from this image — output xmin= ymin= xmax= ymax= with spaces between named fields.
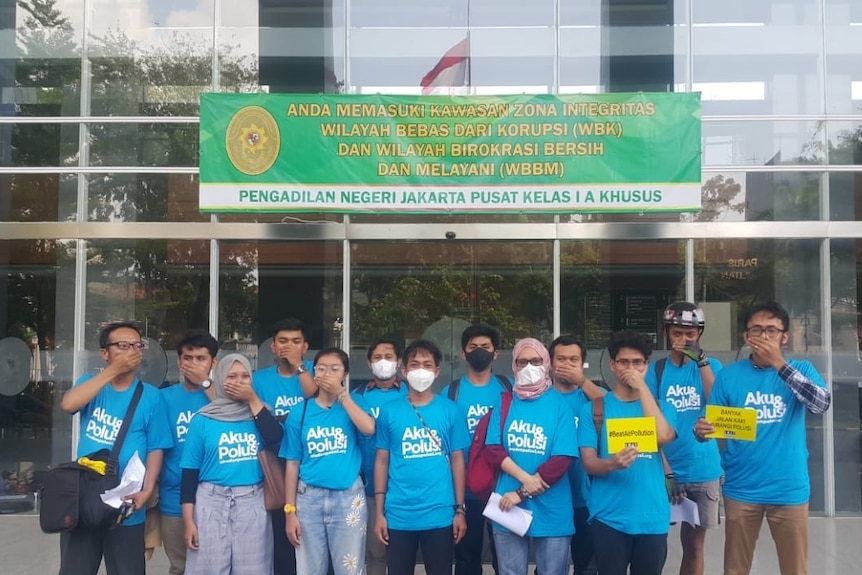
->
xmin=746 ymin=326 xmax=785 ymax=337
xmin=515 ymin=357 xmax=544 ymax=368
xmin=105 ymin=341 xmax=148 ymax=351
xmin=614 ymin=359 xmax=647 ymax=368
xmin=314 ymin=365 xmax=345 ymax=374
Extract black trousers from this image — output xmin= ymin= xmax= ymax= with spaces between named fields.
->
xmin=59 ymin=523 xmax=145 ymax=575
xmin=454 ymin=502 xmax=498 ymax=575
xmin=571 ymin=506 xmax=597 ymax=575
xmin=270 ymin=508 xmax=297 ymax=575
xmin=592 ymin=520 xmax=667 ymax=575
xmin=387 ymin=526 xmax=454 ymax=575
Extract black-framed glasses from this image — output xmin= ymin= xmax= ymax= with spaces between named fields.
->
xmin=614 ymin=359 xmax=647 ymax=368
xmin=745 ymin=326 xmax=785 ymax=337
xmin=105 ymin=341 xmax=148 ymax=351
xmin=515 ymin=357 xmax=544 ymax=368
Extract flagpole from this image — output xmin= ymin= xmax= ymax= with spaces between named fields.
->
xmin=466 ymin=0 xmax=472 ymax=95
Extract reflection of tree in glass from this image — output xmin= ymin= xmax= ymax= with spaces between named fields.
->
xmin=352 ymin=244 xmax=553 ymax=348
xmin=218 ymin=244 xmax=259 ymax=344
xmin=692 ymin=175 xmax=743 ymax=222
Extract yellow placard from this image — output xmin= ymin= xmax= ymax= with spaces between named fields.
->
xmin=705 ymin=405 xmax=757 ymax=441
xmin=605 ymin=417 xmax=658 ymax=454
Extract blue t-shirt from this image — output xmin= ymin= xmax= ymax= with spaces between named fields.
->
xmin=280 ymin=395 xmax=371 ymax=490
xmin=709 ymin=358 xmax=825 ymax=506
xmin=646 ymin=358 xmax=723 ymax=483
xmin=486 ymin=389 xmax=578 ymax=537
xmin=352 ymin=383 xmax=408 ymax=495
xmin=376 ymin=395 xmax=470 ymax=531
xmin=252 ymin=361 xmax=313 ymax=418
xmin=181 ymin=415 xmax=265 ymax=486
xmin=158 ymin=383 xmax=210 ymax=516
xmin=555 ymin=387 xmax=592 ymax=509
xmin=578 ymin=394 xmax=678 ymax=535
xmin=441 ymin=375 xmax=511 ymax=436
xmin=74 ymin=375 xmax=174 ymax=526
xmin=441 ymin=375 xmax=510 ymax=499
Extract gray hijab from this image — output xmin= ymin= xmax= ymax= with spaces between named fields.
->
xmin=197 ymin=353 xmax=255 ymax=422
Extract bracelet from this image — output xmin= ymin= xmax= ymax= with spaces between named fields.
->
xmin=374 ymin=491 xmax=386 ymax=496
xmin=283 ymin=503 xmax=297 ymax=514
xmin=337 ymin=389 xmax=348 ymax=403
xmin=697 ymin=358 xmax=710 ymax=368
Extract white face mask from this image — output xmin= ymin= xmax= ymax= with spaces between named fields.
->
xmin=406 ymin=368 xmax=436 ymax=393
xmin=371 ymin=359 xmax=398 ymax=380
xmin=515 ymin=364 xmax=546 ymax=387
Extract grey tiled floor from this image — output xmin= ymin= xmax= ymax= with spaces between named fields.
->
xmin=1 ymin=515 xmax=857 ymax=574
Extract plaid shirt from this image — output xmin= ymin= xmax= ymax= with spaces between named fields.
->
xmin=778 ymin=363 xmax=831 ymax=415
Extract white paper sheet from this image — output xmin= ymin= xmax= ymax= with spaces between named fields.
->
xmin=482 ymin=492 xmax=534 ymax=537
xmin=99 ymin=451 xmax=145 ymax=509
xmin=671 ymin=496 xmax=701 ymax=527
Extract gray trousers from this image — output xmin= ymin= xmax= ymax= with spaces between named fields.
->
xmin=185 ymin=482 xmax=273 ymax=575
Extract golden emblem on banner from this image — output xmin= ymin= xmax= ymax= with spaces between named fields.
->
xmin=225 ymin=106 xmax=280 ymax=175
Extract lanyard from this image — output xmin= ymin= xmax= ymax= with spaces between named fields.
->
xmin=408 ymin=399 xmax=444 ymax=453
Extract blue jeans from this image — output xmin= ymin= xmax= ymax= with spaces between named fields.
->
xmin=493 ymin=529 xmax=571 ymax=575
xmin=296 ymin=476 xmax=367 ymax=575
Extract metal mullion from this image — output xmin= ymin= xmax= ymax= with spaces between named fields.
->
xmin=209 ymin=238 xmax=220 ymax=343
xmin=821 ymin=237 xmax=835 ymax=517
xmin=0 ymin=116 xmax=199 ymax=124
xmin=685 ymin=238 xmax=694 ymax=303
xmin=553 ymin=237 xmax=560 ymax=338
xmin=0 ymin=166 xmax=199 ymax=174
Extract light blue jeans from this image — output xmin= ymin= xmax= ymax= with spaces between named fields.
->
xmin=296 ymin=476 xmax=367 ymax=575
xmin=492 ymin=529 xmax=571 ymax=575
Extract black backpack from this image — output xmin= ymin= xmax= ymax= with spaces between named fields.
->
xmin=447 ymin=373 xmax=512 ymax=401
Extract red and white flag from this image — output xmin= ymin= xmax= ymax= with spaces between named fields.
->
xmin=420 ymin=38 xmax=470 ymax=95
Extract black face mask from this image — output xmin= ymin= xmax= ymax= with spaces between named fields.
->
xmin=465 ymin=348 xmax=495 ymax=372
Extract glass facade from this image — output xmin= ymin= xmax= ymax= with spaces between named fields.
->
xmin=0 ymin=0 xmax=860 ymax=517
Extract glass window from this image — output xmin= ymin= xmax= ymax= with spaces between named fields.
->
xmin=468 ymin=0 xmax=553 ymax=27
xmin=350 ymin=0 xmax=467 ymax=28
xmin=825 ymin=1 xmax=862 ymax=114
xmin=6 ymin=0 xmax=84 ymax=117
xmin=702 ymin=120 xmax=825 ymax=167
xmin=350 ymin=241 xmax=552 ymax=386
xmin=83 ymin=239 xmax=212 ymax=386
xmin=688 ymin=171 xmax=822 ymax=222
xmin=695 ymin=237 xmax=826 ymax=511
xmin=828 ymin=172 xmax=862 ymax=222
xmin=560 ymin=240 xmax=685 ymax=384
xmin=830 ymin=238 xmax=862 ymax=514
xmin=2 ymin=123 xmax=80 ymax=167
xmin=559 ymin=27 xmax=603 ymax=93
xmin=230 ymin=0 xmax=346 ymax=95
xmin=560 ymin=0 xmax=602 ymax=27
xmin=692 ymin=1 xmax=823 ymax=115
xmin=349 ymin=28 xmax=554 ymax=90
xmin=218 ymin=241 xmax=343 ymax=370
xmin=0 ymin=173 xmax=78 ymax=222
xmin=827 ymin=121 xmax=862 ymax=166
xmin=87 ymin=173 xmax=206 ymax=223
xmin=0 ymin=239 xmax=76 ymax=514
xmin=88 ymin=123 xmax=198 ymax=167
xmin=88 ymin=0 xmax=215 ymax=116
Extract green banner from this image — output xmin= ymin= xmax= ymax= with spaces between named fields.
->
xmin=199 ymin=93 xmax=701 ymax=213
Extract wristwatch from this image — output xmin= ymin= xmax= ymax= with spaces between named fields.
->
xmin=201 ymin=379 xmax=212 ymax=389
xmin=283 ymin=503 xmax=297 ymax=514
xmin=453 ymin=503 xmax=467 ymax=514
xmin=295 ymin=364 xmax=307 ymax=375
